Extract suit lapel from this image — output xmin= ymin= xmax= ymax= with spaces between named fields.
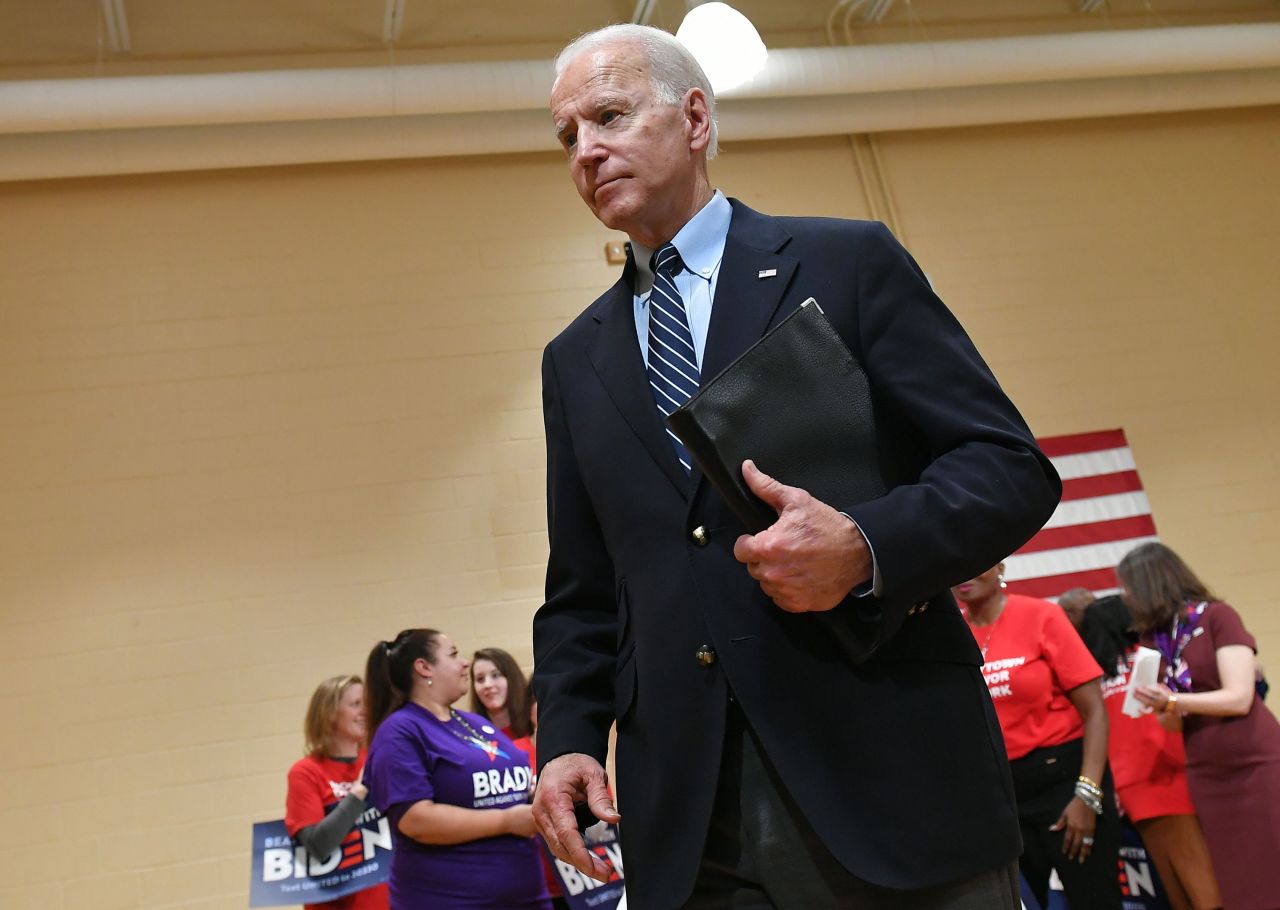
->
xmin=585 ymin=202 xmax=798 ymax=502
xmin=694 ymin=200 xmax=799 ymax=502
xmin=701 ymin=229 xmax=798 ymax=381
xmin=587 ymin=273 xmax=691 ymax=497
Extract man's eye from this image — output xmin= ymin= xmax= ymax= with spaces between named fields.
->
xmin=600 ymin=111 xmax=618 ymax=125
xmin=562 ymin=134 xmax=576 ymax=150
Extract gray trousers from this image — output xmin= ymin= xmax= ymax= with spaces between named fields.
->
xmin=682 ymin=699 xmax=1020 ymax=910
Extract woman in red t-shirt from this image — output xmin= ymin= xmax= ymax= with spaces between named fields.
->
xmin=470 ymin=648 xmax=536 ymax=759
xmin=953 ymin=563 xmax=1121 ymax=910
xmin=285 ymin=674 xmax=390 ymax=910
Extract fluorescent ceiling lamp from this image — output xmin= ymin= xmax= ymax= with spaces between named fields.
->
xmin=676 ymin=2 xmax=768 ymax=94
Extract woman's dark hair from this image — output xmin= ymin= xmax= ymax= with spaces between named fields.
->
xmin=1076 ymin=595 xmax=1136 ymax=680
xmin=364 ymin=629 xmax=441 ymax=743
xmin=1116 ymin=542 xmax=1215 ymax=632
xmin=469 ymin=647 xmax=534 ymax=738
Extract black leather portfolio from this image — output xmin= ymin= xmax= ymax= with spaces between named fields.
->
xmin=667 ymin=299 xmax=886 ymax=533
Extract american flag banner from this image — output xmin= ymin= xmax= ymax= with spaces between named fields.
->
xmin=1002 ymin=429 xmax=1159 ymax=601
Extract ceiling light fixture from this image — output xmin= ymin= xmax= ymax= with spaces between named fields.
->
xmin=675 ymin=2 xmax=768 ymax=95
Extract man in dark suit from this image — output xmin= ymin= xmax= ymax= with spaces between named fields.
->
xmin=531 ymin=23 xmax=1061 ymax=910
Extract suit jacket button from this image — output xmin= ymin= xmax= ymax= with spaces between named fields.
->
xmin=691 ymin=526 xmax=709 ymax=546
xmin=695 ymin=645 xmax=717 ymax=667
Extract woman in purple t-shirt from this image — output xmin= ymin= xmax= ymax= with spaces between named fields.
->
xmin=363 ymin=628 xmax=551 ymax=910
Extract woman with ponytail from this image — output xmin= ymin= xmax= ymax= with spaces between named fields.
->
xmin=363 ymin=629 xmax=551 ymax=910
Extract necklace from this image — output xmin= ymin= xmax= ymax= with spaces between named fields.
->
xmin=967 ymin=598 xmax=1006 ymax=662
xmin=434 ymin=708 xmax=509 ymax=761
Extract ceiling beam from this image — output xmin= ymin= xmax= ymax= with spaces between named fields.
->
xmin=6 ymin=22 xmax=1279 ymax=182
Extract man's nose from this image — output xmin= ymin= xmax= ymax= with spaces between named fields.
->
xmin=573 ymin=126 xmax=607 ymax=164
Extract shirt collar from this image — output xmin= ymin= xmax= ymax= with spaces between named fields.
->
xmin=631 ymin=190 xmax=731 ymax=292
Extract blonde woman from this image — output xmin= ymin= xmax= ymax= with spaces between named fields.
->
xmin=284 ymin=674 xmax=389 ymax=910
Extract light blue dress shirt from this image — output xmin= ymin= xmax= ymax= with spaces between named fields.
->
xmin=629 ymin=190 xmax=730 ymax=369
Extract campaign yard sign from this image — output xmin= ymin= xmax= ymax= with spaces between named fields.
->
xmin=1118 ymin=819 xmax=1173 ymax=910
xmin=1017 ymin=819 xmax=1171 ymax=910
xmin=249 ymin=806 xmax=391 ymax=907
xmin=545 ymin=822 xmax=625 ymax=910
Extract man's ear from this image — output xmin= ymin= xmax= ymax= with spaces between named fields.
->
xmin=684 ymin=87 xmax=712 ymax=152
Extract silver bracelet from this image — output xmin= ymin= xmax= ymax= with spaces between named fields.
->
xmin=1073 ymin=784 xmax=1103 ymax=815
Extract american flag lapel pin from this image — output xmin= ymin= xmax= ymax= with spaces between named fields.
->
xmin=757 ymin=268 xmax=777 ymax=278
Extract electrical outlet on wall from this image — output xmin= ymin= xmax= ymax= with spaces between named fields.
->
xmin=604 ymin=240 xmax=628 ymax=265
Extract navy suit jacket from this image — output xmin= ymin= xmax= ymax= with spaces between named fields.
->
xmin=533 ymin=200 xmax=1061 ymax=909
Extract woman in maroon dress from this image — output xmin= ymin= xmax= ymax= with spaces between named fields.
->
xmin=1121 ymin=542 xmax=1280 ymax=910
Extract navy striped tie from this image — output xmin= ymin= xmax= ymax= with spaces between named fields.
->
xmin=647 ymin=243 xmax=700 ymax=472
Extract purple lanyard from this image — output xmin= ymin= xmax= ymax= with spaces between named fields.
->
xmin=1151 ymin=600 xmax=1207 ymax=692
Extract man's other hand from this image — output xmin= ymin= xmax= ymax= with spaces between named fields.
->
xmin=732 ymin=459 xmax=872 ymax=612
xmin=532 ymin=753 xmax=621 ymax=882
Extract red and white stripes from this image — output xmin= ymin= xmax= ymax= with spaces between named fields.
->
xmin=1004 ymin=429 xmax=1158 ymax=601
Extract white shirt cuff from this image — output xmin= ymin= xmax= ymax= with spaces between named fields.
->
xmin=841 ymin=512 xmax=882 ymax=598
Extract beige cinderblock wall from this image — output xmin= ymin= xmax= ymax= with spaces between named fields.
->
xmin=1 ymin=106 xmax=1277 ymax=909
